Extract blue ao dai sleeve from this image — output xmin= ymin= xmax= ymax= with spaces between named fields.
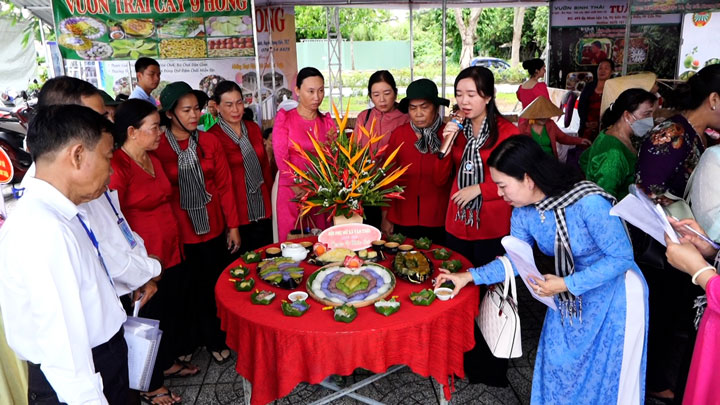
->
xmin=563 ymin=195 xmax=636 ymax=296
xmin=468 ymin=208 xmax=534 ymax=285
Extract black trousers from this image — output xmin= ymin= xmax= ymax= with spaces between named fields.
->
xmin=28 ymin=328 xmax=129 ymax=405
xmin=137 ymin=261 xmax=192 ymax=391
xmin=445 ymin=233 xmax=509 ymax=386
xmin=184 ymin=233 xmax=232 ymax=352
xmin=640 ymin=257 xmax=701 ymax=399
xmin=238 ymin=218 xmax=273 ymax=253
xmin=393 ymin=224 xmax=446 ymax=247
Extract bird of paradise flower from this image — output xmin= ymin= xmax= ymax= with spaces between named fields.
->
xmin=284 ymin=101 xmax=411 ymax=220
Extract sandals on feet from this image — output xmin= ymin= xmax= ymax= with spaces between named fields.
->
xmin=140 ymin=388 xmax=181 ymax=404
xmin=163 ymin=361 xmax=200 ymax=378
xmin=210 ymin=348 xmax=231 ymax=365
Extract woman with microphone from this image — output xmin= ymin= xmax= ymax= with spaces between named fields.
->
xmin=435 ymin=66 xmax=518 ymax=385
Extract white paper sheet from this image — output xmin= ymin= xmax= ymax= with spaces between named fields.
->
xmin=609 ymin=185 xmax=679 ymax=246
xmin=501 ymin=236 xmax=558 ymax=311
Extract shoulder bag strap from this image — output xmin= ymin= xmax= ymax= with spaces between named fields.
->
xmin=498 ymin=256 xmax=517 ymax=302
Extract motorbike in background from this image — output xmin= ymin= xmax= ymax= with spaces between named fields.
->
xmin=0 ymin=104 xmax=32 ymax=184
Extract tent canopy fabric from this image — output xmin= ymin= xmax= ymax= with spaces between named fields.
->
xmin=12 ymin=0 xmax=546 ymax=26
xmin=0 ymin=17 xmax=38 ymax=91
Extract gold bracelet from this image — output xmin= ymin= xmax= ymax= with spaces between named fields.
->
xmin=692 ymin=265 xmax=716 ymax=285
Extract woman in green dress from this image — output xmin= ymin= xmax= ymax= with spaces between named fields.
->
xmin=580 ymin=88 xmax=657 ymax=199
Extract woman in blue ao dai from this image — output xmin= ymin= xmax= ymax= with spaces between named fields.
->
xmin=436 ymin=136 xmax=648 ymax=404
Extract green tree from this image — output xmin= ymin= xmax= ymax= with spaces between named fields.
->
xmin=295 ymin=6 xmax=392 ymax=41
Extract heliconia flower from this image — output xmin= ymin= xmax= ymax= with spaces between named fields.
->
xmin=382 ymin=142 xmax=405 ymax=170
xmin=372 ymin=164 xmax=411 ymax=191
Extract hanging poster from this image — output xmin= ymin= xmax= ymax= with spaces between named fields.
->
xmin=678 ymin=12 xmax=720 ymax=80
xmin=549 ymin=0 xmax=681 ymax=89
xmin=52 ymin=0 xmax=254 ymax=61
xmin=631 ymin=0 xmax=720 ymax=14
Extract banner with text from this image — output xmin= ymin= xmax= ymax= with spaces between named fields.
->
xmin=549 ymin=0 xmax=681 ymax=89
xmin=52 ymin=0 xmax=254 ymax=61
xmin=81 ymin=6 xmax=296 ymax=117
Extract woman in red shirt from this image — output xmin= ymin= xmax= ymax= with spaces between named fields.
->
xmin=153 ymin=82 xmax=240 ymax=364
xmin=437 ymin=66 xmax=518 ymax=386
xmin=381 ymin=78 xmax=451 ymax=245
xmin=111 ymin=99 xmax=196 ymax=404
xmin=207 ymin=81 xmax=274 ymax=252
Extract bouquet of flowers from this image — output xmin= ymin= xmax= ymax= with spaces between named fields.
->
xmin=284 ymin=102 xmax=411 ymax=219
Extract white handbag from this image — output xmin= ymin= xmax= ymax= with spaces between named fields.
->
xmin=476 ymin=256 xmax=522 ymax=359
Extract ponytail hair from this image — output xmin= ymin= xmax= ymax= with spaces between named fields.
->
xmin=666 ymin=64 xmax=720 ymax=111
xmin=488 ymin=135 xmax=583 ymax=197
xmin=600 ymin=88 xmax=656 ymax=130
xmin=454 ymin=66 xmax=503 ymax=149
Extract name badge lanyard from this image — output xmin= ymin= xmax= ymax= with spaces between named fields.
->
xmin=76 ymin=214 xmax=115 ymax=290
xmin=104 ymin=191 xmax=137 ymax=248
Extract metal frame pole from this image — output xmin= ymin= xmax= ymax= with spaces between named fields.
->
xmin=409 ymin=1 xmax=414 ymax=81
xmin=621 ymin=0 xmax=631 ymax=76
xmin=251 ymin=0 xmax=264 ymax=125
xmin=441 ymin=0 xmax=447 ymax=115
xmin=266 ymin=7 xmax=278 ymax=116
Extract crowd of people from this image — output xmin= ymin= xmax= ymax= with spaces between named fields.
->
xmin=0 ymin=54 xmax=720 ymax=405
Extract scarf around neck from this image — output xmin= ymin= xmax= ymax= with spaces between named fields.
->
xmin=217 ymin=116 xmax=266 ymax=221
xmin=412 ymin=114 xmax=442 ymax=154
xmin=455 ymin=117 xmax=490 ymax=228
xmin=164 ymin=128 xmax=211 ymax=235
xmin=534 ymin=180 xmax=616 ymax=321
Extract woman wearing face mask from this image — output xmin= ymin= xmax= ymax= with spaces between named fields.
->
xmin=436 ymin=66 xmax=517 ymax=385
xmin=207 ymin=81 xmax=274 ymax=252
xmin=273 ymin=67 xmax=335 ymax=239
xmin=353 ymin=70 xmax=409 ymax=148
xmin=154 ymin=82 xmax=240 ymax=365
xmin=380 ymin=79 xmax=452 ymax=244
xmin=635 ymin=64 xmax=720 ymax=403
xmin=580 ymin=89 xmax=657 ymax=199
xmin=578 ymin=59 xmax=615 ymax=142
xmin=435 ymin=135 xmax=648 ymax=405
xmin=517 ymin=96 xmax=591 ymax=160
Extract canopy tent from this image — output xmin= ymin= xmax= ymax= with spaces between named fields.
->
xmin=13 ymin=0 xmax=546 ymax=26
xmin=13 ymin=0 xmax=546 ymax=123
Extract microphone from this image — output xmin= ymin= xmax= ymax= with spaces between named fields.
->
xmin=438 ymin=105 xmax=465 ymax=159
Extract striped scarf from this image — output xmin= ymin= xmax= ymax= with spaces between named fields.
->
xmin=455 ymin=118 xmax=489 ymax=228
xmin=217 ymin=116 xmax=266 ymax=222
xmin=412 ymin=114 xmax=442 ymax=154
xmin=165 ymin=129 xmax=211 ymax=235
xmin=534 ymin=181 xmax=616 ymax=321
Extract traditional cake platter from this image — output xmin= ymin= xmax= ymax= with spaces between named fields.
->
xmin=306 ymin=262 xmax=396 ymax=307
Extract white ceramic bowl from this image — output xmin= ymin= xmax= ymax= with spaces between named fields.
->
xmin=288 ymin=291 xmax=309 ymax=302
xmin=434 ymin=287 xmax=454 ymax=301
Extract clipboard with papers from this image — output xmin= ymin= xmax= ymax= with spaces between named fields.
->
xmin=501 ymin=236 xmax=558 ymax=311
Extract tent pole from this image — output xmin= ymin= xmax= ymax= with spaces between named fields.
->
xmin=441 ymin=0 xmax=447 ymax=116
xmin=621 ymin=0 xmax=631 ymax=76
xmin=409 ymin=1 xmax=414 ymax=81
xmin=267 ymin=7 xmax=278 ymax=115
xmin=251 ymin=0 xmax=264 ymax=126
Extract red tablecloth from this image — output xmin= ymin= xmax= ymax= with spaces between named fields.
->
xmin=216 ymin=237 xmax=479 ymax=405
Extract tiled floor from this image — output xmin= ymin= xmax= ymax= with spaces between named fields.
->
xmin=166 ymin=284 xmax=548 ymax=405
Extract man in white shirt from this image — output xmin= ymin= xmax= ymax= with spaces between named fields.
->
xmin=0 ymin=104 xmax=128 ymax=404
xmin=31 ymin=76 xmax=161 ymax=304
xmin=129 ymin=57 xmax=160 ymax=106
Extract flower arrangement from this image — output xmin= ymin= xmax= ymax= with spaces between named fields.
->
xmin=284 ymin=102 xmax=411 ymax=220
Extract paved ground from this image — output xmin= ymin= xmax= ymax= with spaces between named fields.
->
xmin=2 ymin=189 xmax=667 ymax=405
xmin=163 ymin=283 xmax=547 ymax=405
